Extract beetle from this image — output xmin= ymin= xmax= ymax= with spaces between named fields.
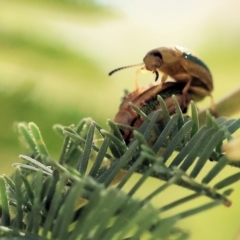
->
xmin=109 ymin=45 xmax=214 ymax=111
xmin=114 ymin=81 xmax=191 ymax=143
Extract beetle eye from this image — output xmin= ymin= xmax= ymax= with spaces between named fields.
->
xmin=151 ymin=51 xmax=162 ymax=59
xmin=155 ymin=60 xmax=161 ymax=68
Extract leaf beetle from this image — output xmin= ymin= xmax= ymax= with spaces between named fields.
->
xmin=109 ymin=45 xmax=214 ymax=110
xmin=114 ymin=81 xmax=191 ymax=143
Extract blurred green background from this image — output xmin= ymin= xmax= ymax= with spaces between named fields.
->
xmin=1 ymin=0 xmax=240 ymax=239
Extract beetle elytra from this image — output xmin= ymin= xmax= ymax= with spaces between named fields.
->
xmin=114 ymin=81 xmax=191 ymax=143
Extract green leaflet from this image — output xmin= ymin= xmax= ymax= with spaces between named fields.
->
xmin=1 ymin=97 xmax=240 ymax=239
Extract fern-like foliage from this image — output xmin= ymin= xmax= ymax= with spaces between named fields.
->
xmin=0 ymin=97 xmax=240 ymax=240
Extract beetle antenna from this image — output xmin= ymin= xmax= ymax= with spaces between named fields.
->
xmin=108 ymin=63 xmax=143 ymax=76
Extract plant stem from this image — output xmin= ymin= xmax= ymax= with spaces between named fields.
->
xmin=199 ymin=87 xmax=240 ymax=125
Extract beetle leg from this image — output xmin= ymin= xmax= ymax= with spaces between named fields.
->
xmin=135 ymin=68 xmax=142 ymax=90
xmin=161 ymin=74 xmax=168 ymax=83
xmin=157 ymin=73 xmax=168 ymax=88
xmin=171 ymin=73 xmax=192 ymax=106
xmin=135 ymin=67 xmax=153 ymax=90
xmin=181 ymin=77 xmax=192 ymax=107
xmin=182 ymin=77 xmax=217 ymax=116
xmin=182 ymin=77 xmax=192 ymax=95
xmin=209 ymin=95 xmax=218 ymax=117
xmin=189 ymin=86 xmax=217 ymax=116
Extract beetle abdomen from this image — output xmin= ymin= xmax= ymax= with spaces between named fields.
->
xmin=191 ymin=77 xmax=211 ymax=91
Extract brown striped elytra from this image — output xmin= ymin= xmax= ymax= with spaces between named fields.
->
xmin=114 ymin=82 xmax=191 ymax=143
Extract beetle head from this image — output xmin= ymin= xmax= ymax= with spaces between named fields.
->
xmin=143 ymin=50 xmax=163 ymax=71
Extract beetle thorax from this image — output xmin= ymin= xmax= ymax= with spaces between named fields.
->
xmin=158 ymin=46 xmax=180 ymax=63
